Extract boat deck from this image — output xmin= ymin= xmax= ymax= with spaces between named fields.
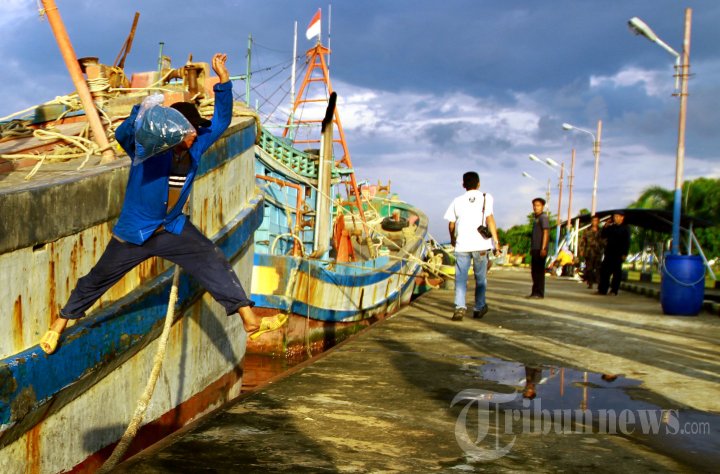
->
xmin=0 ymin=116 xmax=254 ymax=191
xmin=115 ymin=267 xmax=720 ymax=473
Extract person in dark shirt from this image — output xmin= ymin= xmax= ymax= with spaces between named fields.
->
xmin=597 ymin=211 xmax=631 ymax=295
xmin=528 ymin=198 xmax=550 ymax=299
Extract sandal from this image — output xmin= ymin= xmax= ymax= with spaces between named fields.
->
xmin=249 ymin=314 xmax=289 ymax=341
xmin=39 ymin=330 xmax=61 ymax=354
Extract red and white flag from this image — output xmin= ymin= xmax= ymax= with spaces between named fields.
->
xmin=306 ymin=9 xmax=321 ymax=40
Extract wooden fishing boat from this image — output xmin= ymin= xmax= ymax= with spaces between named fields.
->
xmin=248 ymin=38 xmax=436 ymax=356
xmin=0 ymin=6 xmax=261 ymax=473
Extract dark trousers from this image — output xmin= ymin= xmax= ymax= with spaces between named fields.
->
xmin=584 ymin=255 xmax=602 ymax=285
xmin=61 ymin=221 xmax=253 ymax=319
xmin=598 ymin=255 xmax=623 ymax=295
xmin=530 ymin=249 xmax=546 ymax=297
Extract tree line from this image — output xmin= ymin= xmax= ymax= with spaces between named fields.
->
xmin=498 ymin=177 xmax=720 ymax=259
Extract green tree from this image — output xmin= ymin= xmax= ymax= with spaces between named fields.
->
xmin=627 ymin=178 xmax=720 ymax=258
xmin=498 ymin=212 xmax=537 ymax=256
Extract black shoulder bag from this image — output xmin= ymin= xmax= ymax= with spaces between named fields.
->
xmin=477 ymin=193 xmax=492 ymax=239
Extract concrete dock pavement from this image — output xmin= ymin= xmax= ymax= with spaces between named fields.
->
xmin=116 ymin=267 xmax=720 ymax=473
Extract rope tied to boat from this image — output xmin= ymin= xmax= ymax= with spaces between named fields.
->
xmin=0 ymin=120 xmax=34 ymax=141
xmin=98 ymin=265 xmax=181 ymax=473
xmin=0 ymin=125 xmax=101 ymax=179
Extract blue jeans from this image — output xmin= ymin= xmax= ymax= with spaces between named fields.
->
xmin=454 ymin=251 xmax=488 ymax=310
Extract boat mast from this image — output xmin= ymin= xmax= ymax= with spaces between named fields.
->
xmin=314 ymin=92 xmax=336 ymax=252
xmin=282 ymin=40 xmax=374 ymax=258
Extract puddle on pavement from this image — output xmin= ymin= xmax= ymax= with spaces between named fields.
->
xmin=461 ymin=357 xmax=720 ymax=470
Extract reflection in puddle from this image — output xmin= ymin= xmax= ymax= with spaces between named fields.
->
xmin=462 ymin=358 xmax=720 ymax=470
xmin=474 ymin=358 xmax=643 ymax=410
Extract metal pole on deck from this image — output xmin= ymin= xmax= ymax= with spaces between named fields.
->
xmin=313 ymin=92 xmax=336 ymax=253
xmin=41 ymin=0 xmax=115 ymax=163
xmin=290 ymin=22 xmax=297 ymax=135
xmin=157 ymin=42 xmax=165 ymax=74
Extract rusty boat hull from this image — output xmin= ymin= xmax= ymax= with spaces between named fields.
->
xmin=250 ymin=132 xmax=430 ymax=356
xmin=0 ymin=116 xmax=262 ymax=473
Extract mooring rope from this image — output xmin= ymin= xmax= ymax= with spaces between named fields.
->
xmin=98 ymin=265 xmax=181 ymax=473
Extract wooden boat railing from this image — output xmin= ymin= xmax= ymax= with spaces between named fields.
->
xmin=258 ymin=128 xmax=354 ymax=179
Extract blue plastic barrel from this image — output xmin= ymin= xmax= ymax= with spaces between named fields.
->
xmin=661 ymin=254 xmax=705 ymax=316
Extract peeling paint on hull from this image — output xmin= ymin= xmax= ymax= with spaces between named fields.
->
xmin=249 ymin=201 xmax=429 ymax=356
xmin=0 ymin=117 xmax=263 ymax=473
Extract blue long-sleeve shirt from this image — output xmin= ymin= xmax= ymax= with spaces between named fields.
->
xmin=113 ymin=81 xmax=233 ymax=244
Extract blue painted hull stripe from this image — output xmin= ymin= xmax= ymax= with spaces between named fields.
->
xmin=0 ymin=195 xmax=264 ymax=430
xmin=252 ymin=265 xmax=418 ymax=322
xmin=253 ymin=249 xmax=423 ymax=287
xmin=197 ymin=124 xmax=256 ymax=177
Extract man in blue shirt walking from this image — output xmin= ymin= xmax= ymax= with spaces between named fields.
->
xmin=39 ymin=53 xmax=267 ymax=354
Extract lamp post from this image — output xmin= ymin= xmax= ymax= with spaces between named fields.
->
xmin=566 ymin=150 xmax=575 ymax=230
xmin=562 ymin=121 xmax=602 ymax=216
xmin=628 ymin=9 xmax=692 ymax=255
xmin=545 ymin=157 xmax=565 ymax=253
xmin=567 ymin=149 xmax=577 ymax=253
xmin=529 ymin=154 xmax=564 ymax=253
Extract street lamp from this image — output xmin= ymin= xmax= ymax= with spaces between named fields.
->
xmin=522 ymin=171 xmax=551 ymax=209
xmin=522 ymin=171 xmax=551 ymax=217
xmin=562 ymin=121 xmax=602 ymax=216
xmin=628 ymin=9 xmax=692 ymax=256
xmin=529 ymin=153 xmax=555 ymax=172
xmin=529 ymin=154 xmax=564 ymax=253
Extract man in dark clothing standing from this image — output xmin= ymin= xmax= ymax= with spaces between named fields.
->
xmin=579 ymin=215 xmax=605 ymax=289
xmin=597 ymin=211 xmax=631 ymax=295
xmin=528 ymin=197 xmax=550 ymax=299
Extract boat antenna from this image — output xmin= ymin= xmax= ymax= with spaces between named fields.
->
xmin=113 ymin=11 xmax=140 ymax=70
xmin=327 ymin=3 xmax=332 ymax=69
xmin=289 ymin=21 xmax=298 ymax=139
xmin=246 ymin=33 xmax=252 ymax=106
xmin=156 ymin=41 xmax=164 ymax=74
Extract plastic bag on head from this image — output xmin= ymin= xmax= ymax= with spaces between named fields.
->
xmin=133 ymin=94 xmax=195 ymax=165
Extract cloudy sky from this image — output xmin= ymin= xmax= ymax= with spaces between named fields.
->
xmin=2 ymin=0 xmax=719 ymax=239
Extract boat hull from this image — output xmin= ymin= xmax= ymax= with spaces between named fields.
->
xmin=0 ymin=117 xmax=261 ymax=473
xmin=250 ymin=252 xmax=422 ymax=356
xmin=250 ymin=179 xmax=430 ymax=356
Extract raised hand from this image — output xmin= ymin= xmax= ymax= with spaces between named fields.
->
xmin=212 ymin=53 xmax=229 ymax=83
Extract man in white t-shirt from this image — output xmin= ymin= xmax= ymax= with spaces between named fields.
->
xmin=443 ymin=171 xmax=500 ymax=321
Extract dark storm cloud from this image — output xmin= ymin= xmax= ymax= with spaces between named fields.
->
xmin=470 ymin=136 xmax=514 ymax=155
xmin=422 ymin=122 xmax=462 ymax=148
xmin=1 ymin=0 xmax=718 ymax=232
